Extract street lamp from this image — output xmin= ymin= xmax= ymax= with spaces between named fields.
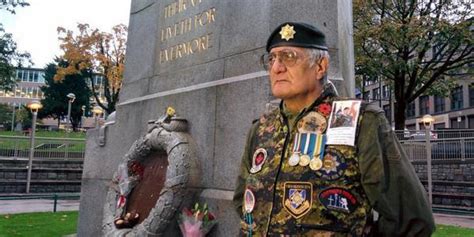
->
xmin=66 ymin=93 xmax=76 ymax=131
xmin=11 ymin=103 xmax=16 ymax=131
xmin=26 ymin=100 xmax=42 ymax=193
xmin=422 ymin=114 xmax=434 ymax=205
xmin=92 ymin=106 xmax=103 ymax=128
xmin=81 ymin=105 xmax=86 ymax=128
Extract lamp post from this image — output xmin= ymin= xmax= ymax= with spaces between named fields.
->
xmin=11 ymin=103 xmax=16 ymax=131
xmin=66 ymin=93 xmax=76 ymax=131
xmin=81 ymin=105 xmax=86 ymax=128
xmin=422 ymin=114 xmax=434 ymax=205
xmin=26 ymin=100 xmax=42 ymax=193
xmin=92 ymin=106 xmax=103 ymax=128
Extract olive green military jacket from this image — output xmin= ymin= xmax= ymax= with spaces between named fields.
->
xmin=233 ymin=93 xmax=435 ymax=236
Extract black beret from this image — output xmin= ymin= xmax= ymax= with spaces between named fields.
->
xmin=266 ymin=22 xmax=328 ymax=52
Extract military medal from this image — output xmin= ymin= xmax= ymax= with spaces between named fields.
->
xmin=288 ymin=133 xmax=301 ymax=166
xmin=250 ymin=148 xmax=267 ymax=173
xmin=299 ymin=155 xmax=310 ymax=166
xmin=298 ymin=133 xmax=313 ymax=167
xmin=310 ymin=134 xmax=326 ymax=171
xmin=309 ymin=158 xmax=322 ymax=170
xmin=244 ymin=189 xmax=256 ymax=213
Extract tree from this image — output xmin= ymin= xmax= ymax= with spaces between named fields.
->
xmin=39 ymin=61 xmax=91 ymax=131
xmin=0 ymin=0 xmax=29 ymax=14
xmin=354 ymin=0 xmax=473 ymax=129
xmin=0 ymin=24 xmax=31 ymax=91
xmin=0 ymin=103 xmax=13 ymax=129
xmin=56 ymin=23 xmax=127 ymax=114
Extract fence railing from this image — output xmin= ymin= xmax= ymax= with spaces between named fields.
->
xmin=0 ymin=135 xmax=86 ymax=160
xmin=0 ymin=193 xmax=80 ymax=212
xmin=395 ymin=129 xmax=474 ymax=161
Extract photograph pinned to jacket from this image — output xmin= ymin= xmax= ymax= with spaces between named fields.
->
xmin=326 ymin=100 xmax=362 ymax=146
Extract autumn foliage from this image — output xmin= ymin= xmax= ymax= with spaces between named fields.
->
xmin=56 ymin=23 xmax=127 ymax=114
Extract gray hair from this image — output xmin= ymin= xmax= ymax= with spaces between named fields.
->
xmin=305 ymin=48 xmax=330 ymax=84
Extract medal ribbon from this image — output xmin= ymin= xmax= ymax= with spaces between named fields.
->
xmin=314 ymin=134 xmax=327 ymax=159
xmin=307 ymin=133 xmax=316 ymax=159
xmin=292 ymin=133 xmax=301 ymax=153
xmin=299 ymin=133 xmax=308 ymax=155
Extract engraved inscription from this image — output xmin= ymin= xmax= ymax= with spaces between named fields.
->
xmin=159 ymin=0 xmax=216 ymax=64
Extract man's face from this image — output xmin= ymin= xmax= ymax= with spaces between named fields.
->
xmin=343 ymin=108 xmax=350 ymax=115
xmin=268 ymin=46 xmax=324 ymax=102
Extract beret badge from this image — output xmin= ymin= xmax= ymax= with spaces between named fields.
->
xmin=279 ymin=24 xmax=296 ymax=41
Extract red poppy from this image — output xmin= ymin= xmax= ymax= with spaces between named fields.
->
xmin=318 ymin=103 xmax=332 ymax=116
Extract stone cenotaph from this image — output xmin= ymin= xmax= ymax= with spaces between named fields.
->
xmin=77 ymin=0 xmax=355 ymax=236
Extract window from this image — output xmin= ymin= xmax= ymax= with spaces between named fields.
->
xmin=434 ymin=96 xmax=445 ymax=113
xmin=434 ymin=123 xmax=445 ymax=129
xmin=382 ymin=85 xmax=390 ymax=99
xmin=406 ymin=102 xmax=415 ymax=118
xmin=28 ymin=71 xmax=34 ymax=82
xmin=469 ymin=116 xmax=474 ymax=129
xmin=33 ymin=72 xmax=39 ymax=82
xmin=383 ymin=104 xmax=391 ymax=121
xmin=450 ymin=117 xmax=465 ymax=129
xmin=22 ymin=70 xmax=28 ymax=81
xmin=419 ymin=95 xmax=429 ymax=115
xmin=372 ymin=88 xmax=380 ymax=100
xmin=17 ymin=71 xmax=23 ymax=80
xmin=363 ymin=91 xmax=370 ymax=101
xmin=450 ymin=86 xmax=463 ymax=110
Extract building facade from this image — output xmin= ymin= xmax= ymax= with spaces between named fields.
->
xmin=0 ymin=67 xmax=105 ymax=129
xmin=360 ymin=77 xmax=474 ymax=130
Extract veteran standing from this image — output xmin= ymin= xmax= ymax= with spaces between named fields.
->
xmin=233 ymin=22 xmax=435 ymax=236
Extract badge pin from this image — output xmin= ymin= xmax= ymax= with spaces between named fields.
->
xmin=279 ymin=24 xmax=296 ymax=41
xmin=244 ymin=189 xmax=256 ymax=214
xmin=250 ymin=148 xmax=267 ymax=173
xmin=297 ymin=111 xmax=328 ymax=134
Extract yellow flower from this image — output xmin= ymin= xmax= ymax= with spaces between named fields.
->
xmin=166 ymin=107 xmax=176 ymax=117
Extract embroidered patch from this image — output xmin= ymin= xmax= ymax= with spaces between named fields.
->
xmin=297 ymin=111 xmax=327 ymax=134
xmin=283 ymin=182 xmax=313 ymax=219
xmin=319 ymin=188 xmax=358 ymax=213
xmin=314 ymin=149 xmax=347 ymax=180
xmin=250 ymin=148 xmax=267 ymax=173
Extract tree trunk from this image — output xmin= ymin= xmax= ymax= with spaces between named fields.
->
xmin=394 ymin=101 xmax=407 ymax=130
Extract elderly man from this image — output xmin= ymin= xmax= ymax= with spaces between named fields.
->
xmin=233 ymin=22 xmax=434 ymax=236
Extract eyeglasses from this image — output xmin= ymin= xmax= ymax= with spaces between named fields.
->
xmin=261 ymin=50 xmax=305 ymax=71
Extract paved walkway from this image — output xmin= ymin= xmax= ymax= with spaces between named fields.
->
xmin=434 ymin=213 xmax=474 ymax=229
xmin=0 ymin=199 xmax=80 ymax=215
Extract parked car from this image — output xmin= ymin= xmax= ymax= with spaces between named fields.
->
xmin=409 ymin=131 xmax=438 ymax=140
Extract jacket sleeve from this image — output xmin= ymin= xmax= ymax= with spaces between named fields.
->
xmin=357 ymin=106 xmax=435 ymax=237
xmin=233 ymin=121 xmax=259 ymax=216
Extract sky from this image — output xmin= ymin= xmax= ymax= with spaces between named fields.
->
xmin=1 ymin=0 xmax=132 ymax=68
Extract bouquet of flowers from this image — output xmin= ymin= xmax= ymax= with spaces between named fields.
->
xmin=178 ymin=203 xmax=217 ymax=237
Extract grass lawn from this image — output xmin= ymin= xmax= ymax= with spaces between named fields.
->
xmin=433 ymin=224 xmax=474 ymax=237
xmin=0 ymin=131 xmax=86 ymax=139
xmin=0 ymin=211 xmax=472 ymax=237
xmin=0 ymin=131 xmax=86 ymax=153
xmin=0 ymin=211 xmax=78 ymax=237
